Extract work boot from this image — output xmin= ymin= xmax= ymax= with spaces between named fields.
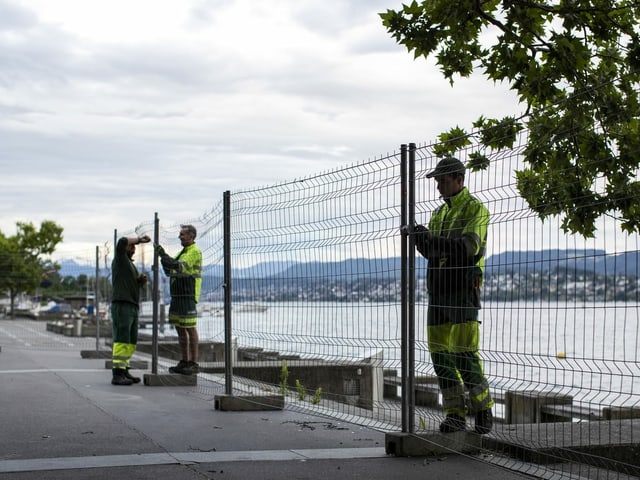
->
xmin=169 ymin=360 xmax=191 ymax=375
xmin=111 ymin=368 xmax=133 ymax=386
xmin=439 ymin=414 xmax=466 ymax=433
xmin=475 ymin=409 xmax=493 ymax=434
xmin=124 ymin=368 xmax=141 ymax=384
xmin=187 ymin=361 xmax=200 ymax=374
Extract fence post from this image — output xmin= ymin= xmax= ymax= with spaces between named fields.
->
xmin=151 ymin=212 xmax=160 ymax=375
xmin=400 ymin=144 xmax=413 ymax=432
xmin=95 ymin=245 xmax=100 ymax=350
xmin=408 ymin=142 xmax=417 ymax=433
xmin=223 ymin=191 xmax=233 ymax=394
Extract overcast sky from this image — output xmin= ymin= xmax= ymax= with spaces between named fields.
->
xmin=0 ymin=0 xmax=519 ymax=259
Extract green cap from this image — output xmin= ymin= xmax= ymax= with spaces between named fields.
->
xmin=425 ymin=158 xmax=466 ymax=178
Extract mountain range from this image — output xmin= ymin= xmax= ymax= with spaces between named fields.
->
xmin=57 ymin=249 xmax=640 ymax=279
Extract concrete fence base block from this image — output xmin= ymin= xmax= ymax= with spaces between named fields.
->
xmin=143 ymin=373 xmax=197 ymax=387
xmin=385 ymin=432 xmax=481 ymax=457
xmin=505 ymin=390 xmax=573 ymax=424
xmin=105 ymin=360 xmax=149 ymax=370
xmin=80 ymin=350 xmax=111 ymax=359
xmin=214 ymin=394 xmax=284 ymax=411
xmin=602 ymin=406 xmax=640 ymax=420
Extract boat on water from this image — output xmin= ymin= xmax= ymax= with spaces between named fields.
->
xmin=17 ymin=301 xmax=70 ymax=318
xmin=210 ymin=304 xmax=269 ymax=317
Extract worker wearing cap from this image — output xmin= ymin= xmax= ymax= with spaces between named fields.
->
xmin=415 ymin=157 xmax=494 ymax=434
xmin=111 ymin=234 xmax=150 ymax=385
xmin=156 ymin=224 xmax=203 ymax=376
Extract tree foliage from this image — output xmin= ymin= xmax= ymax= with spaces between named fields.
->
xmin=0 ymin=221 xmax=64 ymax=316
xmin=381 ymin=0 xmax=640 ymax=236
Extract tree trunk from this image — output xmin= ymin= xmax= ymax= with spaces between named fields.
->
xmin=9 ymin=289 xmax=16 ymax=319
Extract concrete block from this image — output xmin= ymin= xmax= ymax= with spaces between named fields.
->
xmin=538 ymin=392 xmax=574 ymax=422
xmin=383 ymin=382 xmax=398 ymax=399
xmin=206 ymin=361 xmax=377 ymax=410
xmin=81 ymin=325 xmax=111 ymax=338
xmin=214 ymin=394 xmax=284 ymax=411
xmin=602 ymin=406 xmax=640 ymax=420
xmin=135 ymin=340 xmax=231 ymax=363
xmin=80 ymin=350 xmax=111 ymax=359
xmin=415 ymin=389 xmax=439 ymax=407
xmin=143 ymin=373 xmax=197 ymax=386
xmin=105 ymin=360 xmax=149 ymax=370
xmin=505 ymin=390 xmax=573 ymax=424
xmin=385 ymin=431 xmax=480 ymax=456
xmin=415 ymin=379 xmax=440 ymax=408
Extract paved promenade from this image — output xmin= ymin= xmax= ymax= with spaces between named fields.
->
xmin=0 ymin=318 xmax=539 ymax=479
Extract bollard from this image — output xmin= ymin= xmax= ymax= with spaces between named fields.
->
xmin=73 ymin=319 xmax=83 ymax=337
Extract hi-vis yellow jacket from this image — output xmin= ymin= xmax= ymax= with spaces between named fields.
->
xmin=417 ymin=187 xmax=489 ymax=297
xmin=160 ymin=243 xmax=202 ymax=313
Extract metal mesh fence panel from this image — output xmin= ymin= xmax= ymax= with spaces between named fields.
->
xmin=409 ymin=131 xmax=640 ymax=478
xmin=2 ymin=126 xmax=639 ymax=478
xmin=219 ymin=156 xmax=404 ymax=426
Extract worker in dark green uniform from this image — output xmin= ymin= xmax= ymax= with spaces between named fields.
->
xmin=415 ymin=157 xmax=494 ymax=434
xmin=111 ymin=234 xmax=150 ymax=385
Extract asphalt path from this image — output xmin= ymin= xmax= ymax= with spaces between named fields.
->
xmin=0 ymin=319 xmax=538 ymax=479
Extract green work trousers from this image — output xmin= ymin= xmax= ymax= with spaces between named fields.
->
xmin=427 ymin=320 xmax=493 ymax=416
xmin=111 ymin=302 xmax=139 ymax=370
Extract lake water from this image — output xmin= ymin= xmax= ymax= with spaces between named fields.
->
xmin=151 ymin=300 xmax=640 ymax=409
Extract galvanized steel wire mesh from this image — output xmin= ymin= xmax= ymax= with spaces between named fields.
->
xmin=2 ymin=124 xmax=639 ymax=478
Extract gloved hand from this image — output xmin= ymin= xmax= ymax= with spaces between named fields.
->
xmin=155 ymin=244 xmax=166 ymax=257
xmin=414 ymin=223 xmax=428 ymax=234
xmin=414 ymin=224 xmax=431 ymax=258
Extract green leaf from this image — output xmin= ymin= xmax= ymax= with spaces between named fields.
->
xmin=381 ymin=0 xmax=640 ymax=235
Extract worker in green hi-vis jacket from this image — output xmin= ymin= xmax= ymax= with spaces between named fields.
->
xmin=156 ymin=224 xmax=202 ymax=376
xmin=415 ymin=157 xmax=494 ymax=435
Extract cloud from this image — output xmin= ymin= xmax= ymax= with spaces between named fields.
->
xmin=0 ymin=0 xmax=520 ymax=257
xmin=0 ymin=1 xmax=36 ymax=30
